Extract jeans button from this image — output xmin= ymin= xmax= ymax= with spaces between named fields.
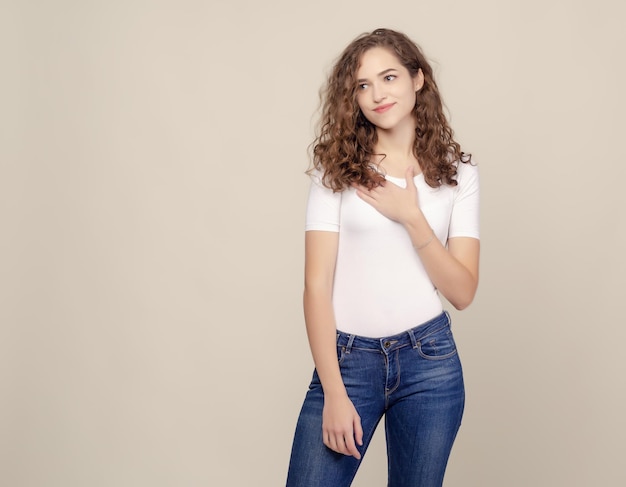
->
xmin=383 ymin=340 xmax=391 ymax=348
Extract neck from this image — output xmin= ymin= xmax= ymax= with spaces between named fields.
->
xmin=375 ymin=117 xmax=416 ymax=156
xmin=374 ymin=121 xmax=419 ymax=175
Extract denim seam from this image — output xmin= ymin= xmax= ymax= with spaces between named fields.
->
xmin=337 ymin=345 xmax=346 ymax=365
xmin=414 ymin=323 xmax=449 ymax=343
xmin=348 ymin=345 xmax=405 ymax=353
xmin=385 ymin=349 xmax=401 ymax=403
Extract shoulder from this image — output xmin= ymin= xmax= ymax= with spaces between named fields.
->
xmin=309 ymin=168 xmax=333 ymax=189
xmin=306 ymin=169 xmax=342 ymax=208
xmin=308 ymin=168 xmax=345 ymax=197
xmin=308 ymin=168 xmax=324 ymax=185
xmin=306 ymin=169 xmax=342 ymax=231
xmin=454 ymin=159 xmax=479 ymax=187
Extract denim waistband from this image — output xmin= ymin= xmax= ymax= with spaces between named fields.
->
xmin=336 ymin=311 xmax=451 ymax=353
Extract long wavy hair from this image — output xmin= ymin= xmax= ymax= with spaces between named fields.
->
xmin=310 ymin=28 xmax=471 ymax=191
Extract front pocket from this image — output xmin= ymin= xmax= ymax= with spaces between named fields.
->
xmin=416 ymin=328 xmax=458 ymax=360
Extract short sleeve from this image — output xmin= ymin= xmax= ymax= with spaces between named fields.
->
xmin=305 ymin=171 xmax=341 ymax=232
xmin=449 ymin=161 xmax=480 ymax=239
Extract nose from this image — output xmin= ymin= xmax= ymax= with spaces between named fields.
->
xmin=371 ymin=83 xmax=386 ymax=103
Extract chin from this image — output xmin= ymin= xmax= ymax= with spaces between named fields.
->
xmin=375 ymin=122 xmax=400 ymax=131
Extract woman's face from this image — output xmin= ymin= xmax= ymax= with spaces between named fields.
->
xmin=355 ymin=47 xmax=423 ymax=132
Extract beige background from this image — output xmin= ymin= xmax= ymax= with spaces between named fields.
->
xmin=2 ymin=0 xmax=625 ymax=486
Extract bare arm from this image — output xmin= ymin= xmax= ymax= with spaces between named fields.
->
xmin=303 ymin=230 xmax=363 ymax=459
xmin=405 ymin=224 xmax=479 ymax=310
xmin=354 ymin=166 xmax=480 ymax=309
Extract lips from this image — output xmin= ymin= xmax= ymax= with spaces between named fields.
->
xmin=373 ymin=103 xmax=395 ymax=114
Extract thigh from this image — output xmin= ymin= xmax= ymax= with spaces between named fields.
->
xmin=286 ymin=347 xmax=386 ymax=487
xmin=286 ymin=384 xmax=361 ymax=487
xmin=385 ymin=326 xmax=465 ymax=487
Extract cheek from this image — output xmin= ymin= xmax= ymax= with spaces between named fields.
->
xmin=356 ymin=93 xmax=366 ymax=111
xmin=358 ymin=108 xmax=375 ymax=125
xmin=356 ymin=96 xmax=372 ymax=121
xmin=399 ymin=83 xmax=416 ymax=101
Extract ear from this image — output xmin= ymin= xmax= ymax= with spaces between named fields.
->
xmin=414 ymin=68 xmax=425 ymax=92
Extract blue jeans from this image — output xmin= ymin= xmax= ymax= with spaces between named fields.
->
xmin=286 ymin=311 xmax=464 ymax=487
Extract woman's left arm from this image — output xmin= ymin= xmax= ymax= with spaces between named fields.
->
xmin=407 ymin=231 xmax=479 ymax=310
xmin=355 ymin=166 xmax=479 ymax=310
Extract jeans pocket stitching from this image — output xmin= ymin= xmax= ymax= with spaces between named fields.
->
xmin=416 ymin=331 xmax=458 ymax=361
xmin=416 ymin=346 xmax=458 ymax=361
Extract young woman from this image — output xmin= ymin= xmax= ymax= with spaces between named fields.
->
xmin=286 ymin=28 xmax=479 ymax=487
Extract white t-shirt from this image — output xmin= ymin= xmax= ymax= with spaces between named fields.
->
xmin=305 ymin=161 xmax=480 ymax=337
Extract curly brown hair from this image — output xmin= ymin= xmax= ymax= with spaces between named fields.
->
xmin=310 ymin=28 xmax=471 ymax=191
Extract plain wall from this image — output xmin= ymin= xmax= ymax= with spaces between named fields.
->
xmin=2 ymin=1 xmax=625 ymax=486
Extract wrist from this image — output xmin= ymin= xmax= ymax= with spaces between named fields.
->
xmin=414 ymin=229 xmax=435 ymax=250
xmin=404 ymin=211 xmax=436 ymax=250
xmin=403 ymin=208 xmax=428 ymax=233
xmin=322 ymin=383 xmax=348 ymax=398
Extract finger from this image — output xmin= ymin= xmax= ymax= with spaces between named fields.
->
xmin=354 ymin=181 xmax=384 ymax=194
xmin=355 ymin=188 xmax=376 ymax=204
xmin=325 ymin=433 xmax=339 ymax=453
xmin=324 ymin=430 xmax=348 ymax=456
xmin=324 ymin=431 xmax=343 ymax=454
xmin=331 ymin=434 xmax=350 ymax=456
xmin=354 ymin=416 xmax=364 ymax=447
xmin=343 ymin=433 xmax=361 ymax=460
xmin=352 ymin=183 xmax=368 ymax=193
xmin=405 ymin=166 xmax=417 ymax=191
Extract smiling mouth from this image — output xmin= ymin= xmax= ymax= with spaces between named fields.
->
xmin=374 ymin=103 xmax=395 ymax=113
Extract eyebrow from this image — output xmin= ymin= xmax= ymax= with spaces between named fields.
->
xmin=357 ymin=68 xmax=398 ymax=83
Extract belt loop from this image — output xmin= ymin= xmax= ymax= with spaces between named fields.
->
xmin=345 ymin=334 xmax=355 ymax=353
xmin=444 ymin=310 xmax=451 ymax=327
xmin=408 ymin=328 xmax=418 ymax=349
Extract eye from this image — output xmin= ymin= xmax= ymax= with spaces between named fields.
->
xmin=358 ymin=83 xmax=368 ymax=90
xmin=384 ymin=74 xmax=396 ymax=82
